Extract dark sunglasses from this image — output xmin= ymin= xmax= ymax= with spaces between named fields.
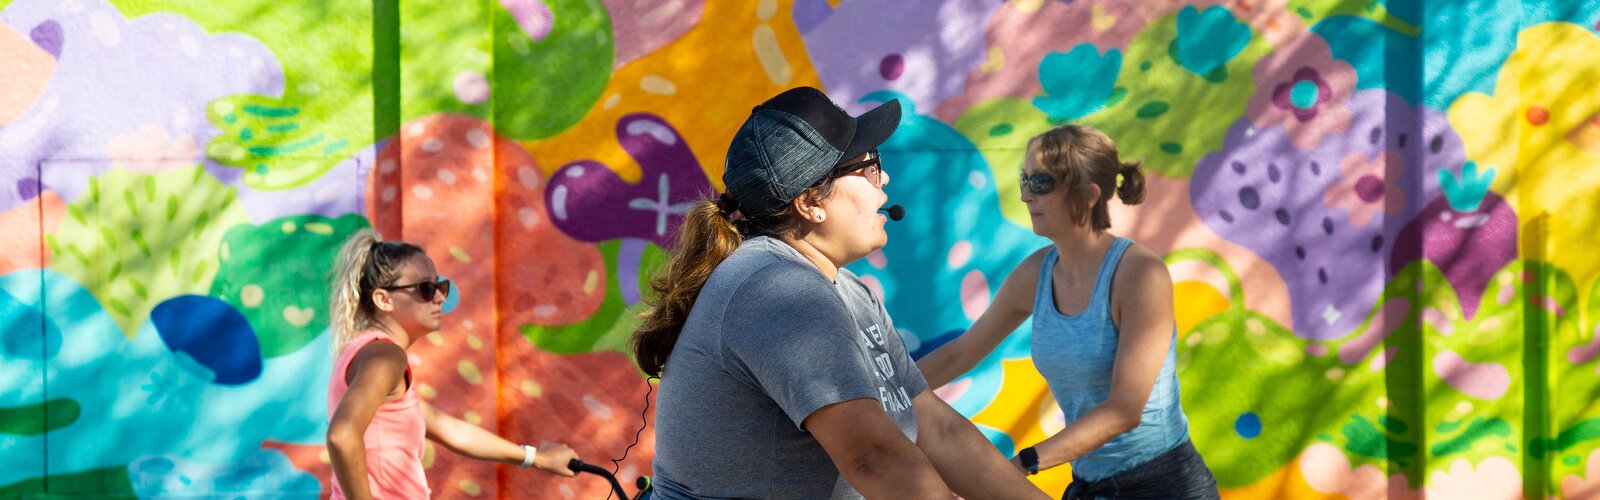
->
xmin=383 ymin=278 xmax=452 ymax=302
xmin=832 ymin=150 xmax=884 ymax=188
xmin=1019 ymin=171 xmax=1056 ymax=196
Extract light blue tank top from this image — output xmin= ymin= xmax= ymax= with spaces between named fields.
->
xmin=1030 ymin=238 xmax=1189 ymax=481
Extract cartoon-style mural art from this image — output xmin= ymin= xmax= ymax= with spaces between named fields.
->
xmin=2 ymin=0 xmax=1597 ymax=498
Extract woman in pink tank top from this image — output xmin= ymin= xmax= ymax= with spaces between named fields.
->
xmin=325 ymin=229 xmax=581 ymax=499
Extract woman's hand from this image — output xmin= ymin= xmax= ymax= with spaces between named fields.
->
xmin=533 ymin=443 xmax=580 ymax=477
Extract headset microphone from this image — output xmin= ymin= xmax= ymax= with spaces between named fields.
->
xmin=879 ymin=205 xmax=905 ymax=221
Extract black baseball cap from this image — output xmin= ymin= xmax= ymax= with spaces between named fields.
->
xmin=722 ymin=87 xmax=901 ymax=217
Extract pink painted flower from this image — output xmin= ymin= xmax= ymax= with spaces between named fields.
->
xmin=1247 ymin=34 xmax=1356 ymax=149
xmin=106 ymin=123 xmax=198 ymax=173
xmin=1323 ymin=150 xmax=1406 ymax=228
xmin=1425 ymin=457 xmax=1522 ymax=499
xmin=1561 ymin=449 xmax=1600 ymax=499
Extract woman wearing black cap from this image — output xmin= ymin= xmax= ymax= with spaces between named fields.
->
xmin=631 ymin=87 xmax=1048 ymax=499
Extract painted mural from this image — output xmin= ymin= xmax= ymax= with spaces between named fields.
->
xmin=2 ymin=0 xmax=1598 ymax=498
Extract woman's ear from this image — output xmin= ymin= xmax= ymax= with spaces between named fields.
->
xmin=371 ymin=288 xmax=395 ymax=313
xmin=793 ymin=190 xmax=825 ymax=223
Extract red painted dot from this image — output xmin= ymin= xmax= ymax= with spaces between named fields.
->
xmin=1526 ymin=107 xmax=1549 ymax=126
xmin=880 ymin=54 xmax=905 ymax=81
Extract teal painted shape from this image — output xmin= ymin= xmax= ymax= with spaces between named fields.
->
xmin=1032 ymin=44 xmax=1123 ymax=122
xmin=0 ymin=270 xmax=333 ymax=487
xmin=1313 ymin=0 xmax=1600 ymax=108
xmin=128 ymin=449 xmax=320 ymax=498
xmin=1174 ymin=5 xmax=1252 ymax=77
xmin=1439 ymin=161 xmax=1497 ymax=212
xmin=1290 ymin=80 xmax=1321 ymax=109
xmin=848 ymin=91 xmax=1046 ymax=425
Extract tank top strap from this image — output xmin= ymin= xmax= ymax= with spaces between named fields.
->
xmin=1033 ymin=246 xmax=1060 ymax=316
xmin=1090 ymin=237 xmax=1134 ymax=309
xmin=337 ymin=331 xmax=410 ymax=390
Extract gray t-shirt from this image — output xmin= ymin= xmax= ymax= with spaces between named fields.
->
xmin=651 ymin=236 xmax=929 ymax=500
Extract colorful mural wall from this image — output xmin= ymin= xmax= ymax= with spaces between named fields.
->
xmin=2 ymin=0 xmax=1598 ymax=498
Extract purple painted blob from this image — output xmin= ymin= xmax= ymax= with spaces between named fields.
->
xmin=16 ymin=178 xmax=40 ymax=202
xmin=0 ymin=0 xmax=283 ymax=213
xmin=28 ymin=19 xmax=62 ymax=57
xmin=617 ymin=237 xmax=649 ymax=306
xmin=791 ymin=0 xmax=834 ymax=34
xmin=880 ymin=54 xmax=905 ymax=80
xmin=1389 ymin=193 xmax=1517 ymax=319
xmin=543 ymin=113 xmax=713 ymax=247
xmin=1191 ymin=90 xmax=1461 ymax=340
xmin=799 ymin=0 xmax=998 ymax=114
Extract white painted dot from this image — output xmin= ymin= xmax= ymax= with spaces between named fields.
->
xmin=472 ymin=168 xmax=488 ymax=183
xmin=412 ymin=185 xmax=433 ymax=200
xmin=90 ymin=11 xmax=122 ymax=47
xmin=421 ymin=138 xmax=444 ymax=153
xmin=533 ymin=305 xmax=558 ymax=317
xmin=518 ymin=166 xmax=540 ymax=190
xmin=407 ymin=122 xmax=427 ymax=137
xmin=582 ymin=394 xmax=615 ymax=420
xmin=968 ymin=171 xmax=987 ymax=190
xmin=179 ymin=34 xmax=201 ymax=58
xmin=379 ymin=159 xmax=397 ymax=174
xmin=518 ymin=207 xmax=540 ymax=228
xmin=465 ymin=128 xmax=491 ymax=149
xmin=640 ymin=75 xmax=677 ymax=95
xmin=381 ymin=185 xmax=397 ymax=203
xmin=437 ymin=169 xmax=458 ymax=185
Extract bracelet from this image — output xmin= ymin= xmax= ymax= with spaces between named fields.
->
xmin=1017 ymin=446 xmax=1039 ymax=475
xmin=520 ymin=444 xmax=537 ymax=468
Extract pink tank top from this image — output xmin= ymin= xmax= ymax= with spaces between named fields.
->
xmin=328 ymin=331 xmax=430 ymax=499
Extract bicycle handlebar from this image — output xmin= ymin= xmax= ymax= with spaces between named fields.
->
xmin=567 ymin=459 xmax=631 ymax=499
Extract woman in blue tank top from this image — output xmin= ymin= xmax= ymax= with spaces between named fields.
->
xmin=918 ymin=125 xmax=1218 ymax=499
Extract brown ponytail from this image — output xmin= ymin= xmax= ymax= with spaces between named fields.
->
xmin=632 ymin=200 xmax=744 ymax=377
xmin=1116 ymin=161 xmax=1145 ymax=205
xmin=633 ymin=181 xmax=839 ymax=376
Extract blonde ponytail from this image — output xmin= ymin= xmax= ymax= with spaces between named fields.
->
xmin=329 ymin=229 xmax=424 ymax=354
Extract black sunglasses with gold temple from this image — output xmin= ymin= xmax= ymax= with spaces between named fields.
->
xmin=382 ymin=278 xmax=452 ymax=302
xmin=832 ymin=150 xmax=884 ymax=188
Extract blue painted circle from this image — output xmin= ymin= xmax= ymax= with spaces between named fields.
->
xmin=1290 ymin=80 xmax=1320 ymax=109
xmin=1235 ymin=412 xmax=1262 ymax=439
xmin=151 ymin=295 xmax=262 ymax=385
xmin=441 ymin=275 xmax=460 ymax=314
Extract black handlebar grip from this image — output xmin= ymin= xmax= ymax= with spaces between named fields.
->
xmin=567 ymin=458 xmax=583 ymax=474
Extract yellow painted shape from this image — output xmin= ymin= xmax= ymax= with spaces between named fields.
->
xmin=1090 ymin=4 xmax=1117 ymax=31
xmin=979 ymin=45 xmax=1005 ymax=73
xmin=522 ymin=1 xmax=822 ymax=190
xmin=1173 ymin=280 xmax=1230 ymax=335
xmin=970 ymin=357 xmax=1074 ymax=496
xmin=1448 ymin=23 xmax=1600 ymax=308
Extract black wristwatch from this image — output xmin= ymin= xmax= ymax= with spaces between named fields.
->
xmin=1017 ymin=447 xmax=1039 ymax=475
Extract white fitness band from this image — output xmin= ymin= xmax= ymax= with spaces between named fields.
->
xmin=519 ymin=444 xmax=537 ymax=468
